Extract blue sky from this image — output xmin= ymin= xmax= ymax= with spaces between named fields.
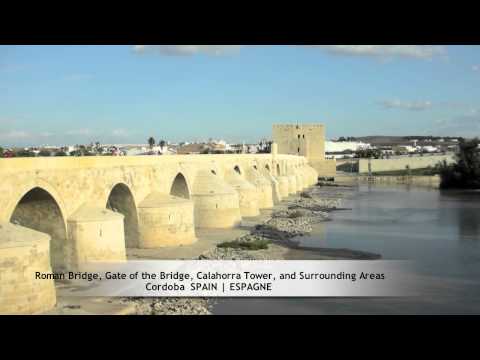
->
xmin=1 ymin=45 xmax=479 ymax=146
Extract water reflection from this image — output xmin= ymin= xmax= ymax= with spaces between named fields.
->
xmin=438 ymin=190 xmax=480 ymax=241
xmin=458 ymin=209 xmax=480 ymax=240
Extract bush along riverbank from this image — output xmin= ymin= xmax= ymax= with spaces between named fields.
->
xmin=439 ymin=138 xmax=480 ymax=189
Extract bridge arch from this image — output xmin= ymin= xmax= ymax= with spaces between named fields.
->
xmin=170 ymin=173 xmax=191 ymax=199
xmin=106 ymin=183 xmax=139 ymax=248
xmin=9 ymin=186 xmax=68 ymax=272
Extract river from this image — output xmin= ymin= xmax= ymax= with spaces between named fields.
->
xmin=213 ymin=185 xmax=480 ymax=314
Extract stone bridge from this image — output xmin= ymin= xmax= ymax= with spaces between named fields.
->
xmin=0 ymin=151 xmax=319 ymax=314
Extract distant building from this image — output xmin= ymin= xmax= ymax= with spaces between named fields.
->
xmin=421 ymin=146 xmax=439 ymax=153
xmin=176 ymin=144 xmax=208 ymax=155
xmin=325 ymin=141 xmax=371 ymax=153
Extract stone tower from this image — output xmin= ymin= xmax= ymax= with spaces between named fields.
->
xmin=272 ymin=123 xmax=325 ymax=160
xmin=272 ymin=123 xmax=335 ymax=177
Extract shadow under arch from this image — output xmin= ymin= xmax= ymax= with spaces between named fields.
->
xmin=277 ymin=163 xmax=281 ymax=176
xmin=265 ymin=164 xmax=271 ymax=173
xmin=234 ymin=165 xmax=242 ymax=175
xmin=106 ymin=183 xmax=139 ymax=248
xmin=9 ymin=187 xmax=68 ymax=272
xmin=170 ymin=173 xmax=190 ymax=199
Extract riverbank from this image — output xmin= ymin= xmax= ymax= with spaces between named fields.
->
xmin=211 ymin=184 xmax=480 ymax=315
xmin=334 ymin=173 xmax=441 ymax=188
xmin=47 ymin=184 xmax=379 ymax=315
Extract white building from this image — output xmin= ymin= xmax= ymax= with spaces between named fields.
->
xmin=421 ymin=146 xmax=439 ymax=153
xmin=325 ymin=141 xmax=371 ymax=153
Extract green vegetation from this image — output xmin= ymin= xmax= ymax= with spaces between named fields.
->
xmin=148 ymin=137 xmax=156 ymax=149
xmin=257 ymin=140 xmax=273 ymax=154
xmin=338 ymin=137 xmax=357 ymax=142
xmin=439 ymin=138 xmax=480 ymax=189
xmin=217 ymin=238 xmax=271 ymax=250
xmin=337 ymin=161 xmax=359 ymax=173
xmin=38 ymin=150 xmax=52 ymax=157
xmin=15 ymin=150 xmax=35 ymax=157
xmin=0 ymin=146 xmax=3 ymax=157
xmin=356 ymin=148 xmax=382 ymax=159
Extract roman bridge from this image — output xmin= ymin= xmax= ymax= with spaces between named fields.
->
xmin=0 ymin=150 xmax=319 ymax=314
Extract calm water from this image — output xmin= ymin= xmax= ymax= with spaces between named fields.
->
xmin=213 ymin=185 xmax=480 ymax=314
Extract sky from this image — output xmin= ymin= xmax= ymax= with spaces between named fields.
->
xmin=1 ymin=45 xmax=479 ymax=147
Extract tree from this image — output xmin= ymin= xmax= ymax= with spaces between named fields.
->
xmin=356 ymin=148 xmax=381 ymax=159
xmin=15 ymin=150 xmax=35 ymax=157
xmin=55 ymin=151 xmax=67 ymax=157
xmin=258 ymin=141 xmax=272 ymax=154
xmin=159 ymin=140 xmax=166 ymax=148
xmin=148 ymin=137 xmax=156 ymax=149
xmin=38 ymin=150 xmax=52 ymax=157
xmin=0 ymin=146 xmax=3 ymax=157
xmin=439 ymin=138 xmax=480 ymax=189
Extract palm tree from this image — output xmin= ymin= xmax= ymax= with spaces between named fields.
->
xmin=148 ymin=137 xmax=156 ymax=149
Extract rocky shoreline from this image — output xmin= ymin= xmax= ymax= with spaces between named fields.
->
xmin=126 ymin=184 xmax=369 ymax=315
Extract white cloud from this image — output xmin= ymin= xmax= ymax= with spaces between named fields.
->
xmin=39 ymin=132 xmax=53 ymax=137
xmin=66 ymin=128 xmax=91 ymax=136
xmin=132 ymin=45 xmax=446 ymax=60
xmin=307 ymin=45 xmax=446 ymax=59
xmin=112 ymin=128 xmax=129 ymax=137
xmin=133 ymin=45 xmax=242 ymax=56
xmin=1 ymin=130 xmax=30 ymax=139
xmin=379 ymin=99 xmax=433 ymax=111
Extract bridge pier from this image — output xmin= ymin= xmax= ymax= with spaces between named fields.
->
xmin=276 ymin=175 xmax=290 ymax=198
xmin=0 ymin=223 xmax=56 ymax=314
xmin=299 ymin=165 xmax=312 ymax=187
xmin=224 ymin=170 xmax=260 ymax=217
xmin=295 ymin=170 xmax=305 ymax=192
xmin=192 ymin=170 xmax=242 ymax=228
xmin=261 ymin=168 xmax=282 ymax=204
xmin=305 ymin=165 xmax=319 ymax=185
xmin=287 ymin=174 xmax=298 ymax=194
xmin=67 ymin=205 xmax=127 ymax=270
xmin=245 ymin=167 xmax=274 ymax=209
xmin=137 ymin=193 xmax=196 ymax=248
